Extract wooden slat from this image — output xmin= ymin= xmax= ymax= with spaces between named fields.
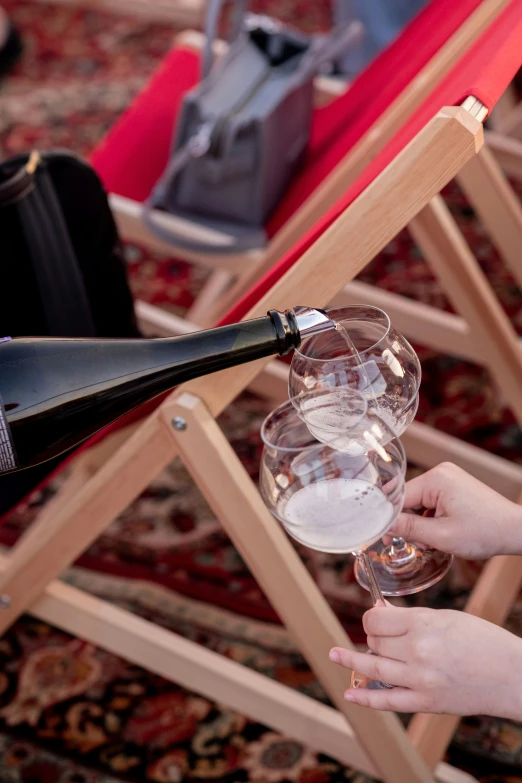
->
xmin=409 ymin=196 xmax=522 ymax=427
xmin=457 ymin=145 xmax=522 ymax=290
xmin=493 ymin=100 xmax=522 ymax=139
xmin=186 ymin=268 xmax=235 ymax=327
xmin=33 ymin=0 xmax=204 ymax=24
xmin=333 ymin=282 xmax=478 ymax=362
xmin=401 ymin=421 xmax=522 ymax=501
xmin=486 ymin=130 xmax=522 ymax=180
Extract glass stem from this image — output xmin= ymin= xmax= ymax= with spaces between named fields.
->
xmin=358 ymin=550 xmax=385 ymax=606
xmin=389 ymin=536 xmax=406 ymax=557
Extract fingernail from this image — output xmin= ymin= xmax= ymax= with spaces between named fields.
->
xmin=344 ymin=692 xmax=355 ymax=701
xmin=375 ymin=599 xmax=386 ymax=608
xmin=329 ymin=649 xmax=340 ymax=663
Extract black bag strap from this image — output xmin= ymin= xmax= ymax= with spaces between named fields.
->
xmin=0 ymin=152 xmax=96 ymax=337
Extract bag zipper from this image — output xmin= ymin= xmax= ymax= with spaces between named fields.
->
xmin=209 ymin=68 xmax=272 ymax=156
xmin=190 ymin=67 xmax=273 ymax=161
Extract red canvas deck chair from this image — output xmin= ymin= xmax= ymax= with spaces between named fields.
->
xmin=92 ymin=0 xmax=522 ymax=330
xmin=1 ymin=3 xmax=522 ymax=782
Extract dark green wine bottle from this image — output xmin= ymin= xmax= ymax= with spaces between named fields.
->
xmin=0 ymin=307 xmax=332 ymax=474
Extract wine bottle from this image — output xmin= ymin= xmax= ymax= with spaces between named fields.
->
xmin=0 ymin=307 xmax=333 ymax=475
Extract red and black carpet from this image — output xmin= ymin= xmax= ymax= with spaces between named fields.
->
xmin=1 ymin=1 xmax=522 ymax=781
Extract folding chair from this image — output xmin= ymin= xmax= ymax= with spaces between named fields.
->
xmin=92 ymin=0 xmax=520 ymax=330
xmin=1 ymin=3 xmax=522 ymax=782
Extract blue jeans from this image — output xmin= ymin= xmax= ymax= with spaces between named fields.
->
xmin=334 ymin=0 xmax=429 ymax=76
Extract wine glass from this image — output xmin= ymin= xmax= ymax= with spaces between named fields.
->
xmin=289 ymin=304 xmax=452 ymax=596
xmin=259 ymin=389 xmax=406 ymax=690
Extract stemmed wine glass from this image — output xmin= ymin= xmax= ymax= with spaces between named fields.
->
xmin=289 ymin=304 xmax=452 ymax=596
xmin=259 ymin=388 xmax=406 ymax=690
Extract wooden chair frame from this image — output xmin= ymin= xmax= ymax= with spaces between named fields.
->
xmin=33 ymin=0 xmax=204 ymax=26
xmin=1 ymin=94 xmax=522 ymax=782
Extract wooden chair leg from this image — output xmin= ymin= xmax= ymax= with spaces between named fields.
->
xmin=186 ymin=268 xmax=236 ymax=327
xmin=485 ymin=129 xmax=522 ymax=180
xmin=80 ymin=421 xmax=143 ymax=473
xmin=165 ymin=392 xmax=435 ymax=783
xmin=457 ymin=145 xmax=522 ymax=291
xmin=408 ymin=195 xmax=522 ymax=426
xmin=200 ymin=255 xmax=278 ymax=326
xmin=494 ymin=100 xmax=522 ymax=139
xmin=135 ymin=300 xmax=197 ymax=337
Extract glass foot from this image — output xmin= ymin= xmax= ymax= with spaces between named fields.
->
xmin=354 ymin=539 xmax=453 ymax=596
xmin=350 ymin=651 xmax=393 ymax=690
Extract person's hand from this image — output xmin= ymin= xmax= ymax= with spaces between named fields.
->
xmin=385 ymin=462 xmax=522 ymax=559
xmin=330 ymin=605 xmax=522 ymax=718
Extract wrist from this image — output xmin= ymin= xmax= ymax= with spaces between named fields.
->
xmin=498 ymin=503 xmax=522 ymax=556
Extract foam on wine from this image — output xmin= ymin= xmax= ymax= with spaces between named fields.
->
xmin=282 ymin=477 xmax=394 ymax=553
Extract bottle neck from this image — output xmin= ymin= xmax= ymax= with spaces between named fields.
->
xmin=267 ymin=309 xmax=301 ymax=355
xmin=268 ymin=307 xmax=334 ymax=354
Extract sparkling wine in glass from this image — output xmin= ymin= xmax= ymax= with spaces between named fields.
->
xmin=259 ymin=389 xmax=406 ymax=690
xmin=289 ymin=305 xmax=452 ymax=596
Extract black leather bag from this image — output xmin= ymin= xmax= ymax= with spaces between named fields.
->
xmin=0 ymin=149 xmax=140 ymax=515
xmin=0 ymin=149 xmax=139 ymax=338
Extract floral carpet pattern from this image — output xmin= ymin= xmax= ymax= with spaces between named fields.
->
xmin=1 ymin=1 xmax=522 ymax=781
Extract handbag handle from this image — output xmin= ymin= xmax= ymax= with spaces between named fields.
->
xmin=286 ymin=20 xmax=364 ymax=91
xmin=201 ymin=0 xmax=249 ymax=79
xmin=142 ymin=198 xmax=266 ymax=254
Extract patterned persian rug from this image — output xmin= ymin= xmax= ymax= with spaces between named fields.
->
xmin=1 ymin=1 xmax=522 ymax=781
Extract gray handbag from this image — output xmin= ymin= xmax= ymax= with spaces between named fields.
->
xmin=143 ymin=1 xmax=362 ymax=253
